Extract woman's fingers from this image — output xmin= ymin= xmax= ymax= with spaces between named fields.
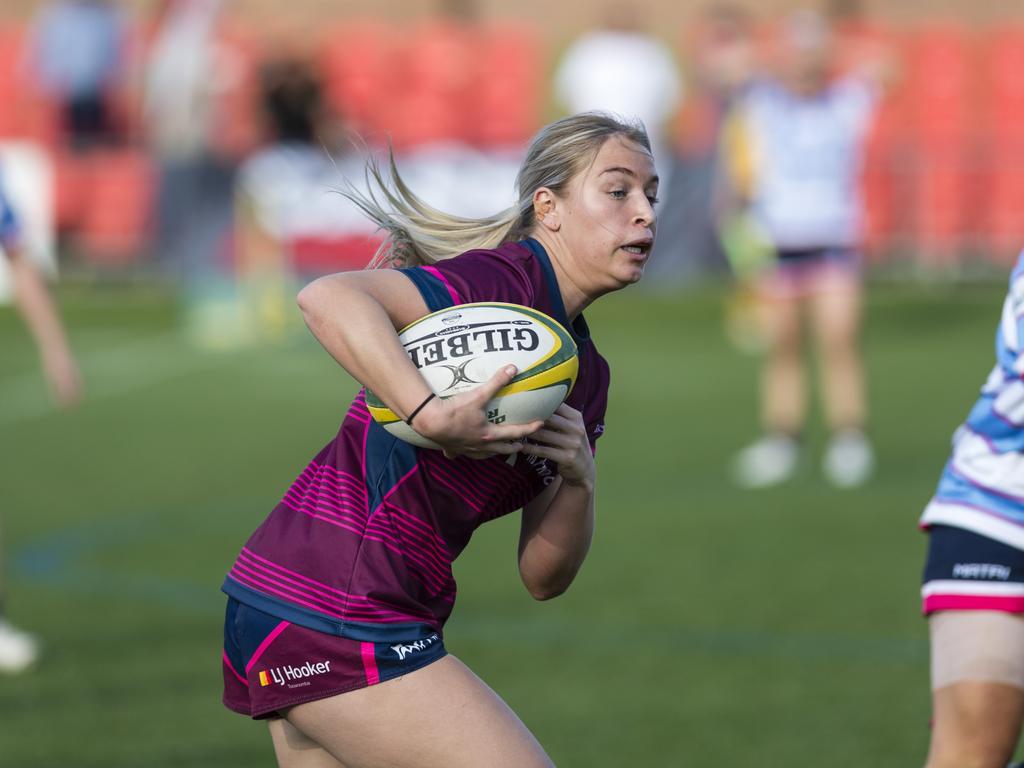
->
xmin=527 ymin=428 xmax=576 ymax=448
xmin=484 ymin=419 xmax=543 ymax=442
xmin=473 ymin=364 xmax=518 ymax=405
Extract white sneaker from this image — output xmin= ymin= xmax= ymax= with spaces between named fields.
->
xmin=823 ymin=430 xmax=875 ymax=488
xmin=732 ymin=434 xmax=800 ymax=488
xmin=0 ymin=619 xmax=40 ymax=673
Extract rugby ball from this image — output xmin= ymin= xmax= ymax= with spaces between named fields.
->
xmin=365 ymin=303 xmax=579 ymax=449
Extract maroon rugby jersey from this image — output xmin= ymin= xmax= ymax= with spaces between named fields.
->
xmin=222 ymin=238 xmax=610 ymax=642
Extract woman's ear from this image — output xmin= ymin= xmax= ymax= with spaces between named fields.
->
xmin=533 ymin=188 xmax=560 ymax=232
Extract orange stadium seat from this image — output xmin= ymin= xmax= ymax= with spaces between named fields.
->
xmin=290 ymin=233 xmax=382 ymax=274
xmin=0 ymin=22 xmax=59 ymax=145
xmin=985 ymin=149 xmax=1024 ymax=262
xmin=320 ymin=21 xmax=398 ymax=144
xmin=77 ymin=149 xmax=154 ymax=265
xmin=470 ymin=24 xmax=542 ymax=148
xmin=860 ymin=101 xmax=905 ymax=258
xmin=982 ymin=25 xmax=1024 ymax=142
xmin=979 ymin=26 xmax=1024 ymax=260
xmin=902 ymin=25 xmax=978 ymax=260
xmin=385 ymin=21 xmax=475 ymax=148
xmin=855 ymin=26 xmax=908 ymax=259
xmin=208 ymin=24 xmax=261 ymax=160
xmin=904 ymin=24 xmax=977 ymax=147
xmin=52 ymin=150 xmax=88 ymax=232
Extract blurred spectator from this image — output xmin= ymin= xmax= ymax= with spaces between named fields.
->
xmin=0 ymin=163 xmax=81 ymax=672
xmin=143 ymin=0 xmax=234 ymax=279
xmin=553 ymin=4 xmax=683 ymax=280
xmin=25 ymin=0 xmax=128 ymax=150
xmin=230 ymin=57 xmax=374 ymax=344
xmin=553 ymin=4 xmax=682 ymax=179
xmin=652 ymin=3 xmax=755 ymax=282
xmin=722 ymin=9 xmax=885 ymax=488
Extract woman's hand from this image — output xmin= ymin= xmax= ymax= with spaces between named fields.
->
xmin=519 ymin=404 xmax=594 ymax=491
xmin=415 ymin=365 xmax=544 ymax=458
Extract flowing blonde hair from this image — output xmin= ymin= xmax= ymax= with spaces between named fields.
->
xmin=343 ymin=112 xmax=651 ymax=268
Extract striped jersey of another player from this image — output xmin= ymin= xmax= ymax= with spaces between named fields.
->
xmin=921 ymin=250 xmax=1024 ymax=548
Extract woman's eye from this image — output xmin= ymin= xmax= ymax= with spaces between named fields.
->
xmin=609 ymin=190 xmax=627 ymax=199
xmin=647 ymin=196 xmax=660 ymax=205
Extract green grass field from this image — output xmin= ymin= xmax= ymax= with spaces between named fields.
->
xmin=0 ymin=279 xmax=1016 ymax=767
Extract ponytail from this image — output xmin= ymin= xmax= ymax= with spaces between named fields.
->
xmin=340 ymin=112 xmax=651 ymax=268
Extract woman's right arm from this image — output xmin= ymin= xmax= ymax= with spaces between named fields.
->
xmin=297 ymin=270 xmax=541 ymax=454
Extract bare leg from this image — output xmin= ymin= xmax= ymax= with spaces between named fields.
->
xmin=283 ymin=655 xmax=553 ymax=768
xmin=268 ymin=718 xmax=348 ymax=768
xmin=808 ymin=272 xmax=865 ymax=431
xmin=925 ymin=612 xmax=1024 ymax=768
xmin=757 ymin=293 xmax=806 ymax=434
xmin=926 ymin=682 xmax=1024 ymax=768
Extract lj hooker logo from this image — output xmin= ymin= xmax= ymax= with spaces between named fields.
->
xmin=259 ymin=660 xmax=332 ymax=687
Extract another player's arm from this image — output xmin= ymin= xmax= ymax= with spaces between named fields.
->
xmin=296 ymin=270 xmax=542 ymax=453
xmin=5 ymin=239 xmax=81 ymax=407
xmin=517 ymin=404 xmax=596 ymax=600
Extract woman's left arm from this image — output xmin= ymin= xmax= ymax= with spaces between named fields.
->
xmin=517 ymin=404 xmax=596 ymax=601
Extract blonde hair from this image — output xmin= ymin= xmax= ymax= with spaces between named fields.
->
xmin=344 ymin=112 xmax=651 ymax=268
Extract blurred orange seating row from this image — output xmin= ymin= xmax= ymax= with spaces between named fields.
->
xmin=318 ymin=20 xmax=542 ymax=149
xmin=55 ymin=149 xmax=154 ymax=267
xmin=843 ymin=24 xmax=1024 ymax=261
xmin=0 ymin=18 xmax=542 ymax=153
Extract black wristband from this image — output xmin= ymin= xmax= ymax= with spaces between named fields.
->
xmin=406 ymin=392 xmax=437 ymax=426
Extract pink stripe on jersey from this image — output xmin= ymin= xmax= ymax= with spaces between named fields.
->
xmin=240 ymin=548 xmax=376 ymax=602
xmin=235 ymin=550 xmax=443 ymax=621
xmin=422 ymin=265 xmax=462 ymax=305
xmin=426 ymin=461 xmax=486 ymax=512
xmin=245 ymin=620 xmax=290 ymax=673
xmin=293 ymin=463 xmax=369 ymax=500
xmin=237 ymin=556 xmax=420 ymax=616
xmin=282 ymin=492 xmax=368 ymax=528
xmin=280 ymin=496 xmax=370 ymax=538
xmin=923 ymin=594 xmax=1024 ymax=614
xmin=372 ymin=463 xmax=422 ymax=515
xmin=229 ymin=570 xmax=433 ymax=623
xmin=273 ymin=499 xmax=452 ymax=595
xmin=381 ymin=506 xmax=452 ymax=561
xmin=285 ymin=487 xmax=367 ymax=519
xmin=233 ymin=559 xmax=348 ymax=611
xmin=311 ymin=462 xmax=368 ymax=488
xmin=223 ymin=650 xmax=248 ymax=686
xmin=237 ymin=549 xmax=444 ymax=614
xmin=361 ymin=642 xmax=380 ymax=685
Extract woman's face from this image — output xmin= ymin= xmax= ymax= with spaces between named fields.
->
xmin=550 ymin=135 xmax=659 ymax=296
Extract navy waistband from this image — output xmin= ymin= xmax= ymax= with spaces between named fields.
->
xmin=222 ymin=578 xmax=441 ymax=643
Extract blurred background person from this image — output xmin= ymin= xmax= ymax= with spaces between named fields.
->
xmin=143 ymin=0 xmax=234 ymax=282
xmin=25 ymin=0 xmax=128 ymax=151
xmin=918 ymin=250 xmax=1024 ymax=768
xmin=230 ymin=56 xmax=375 ymax=345
xmin=656 ymin=2 xmax=755 ymax=282
xmin=553 ymin=3 xmax=682 ymax=199
xmin=721 ymin=9 xmax=884 ymax=489
xmin=0 ymin=163 xmax=80 ymax=672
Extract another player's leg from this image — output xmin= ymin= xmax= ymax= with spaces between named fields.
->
xmin=284 ymin=654 xmax=554 ymax=768
xmin=925 ymin=611 xmax=1024 ymax=768
xmin=808 ymin=264 xmax=873 ymax=487
xmin=268 ymin=717 xmax=348 ymax=768
xmin=732 ymin=287 xmax=805 ymax=488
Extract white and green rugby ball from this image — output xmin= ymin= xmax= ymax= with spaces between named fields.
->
xmin=366 ymin=302 xmax=579 ymax=449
